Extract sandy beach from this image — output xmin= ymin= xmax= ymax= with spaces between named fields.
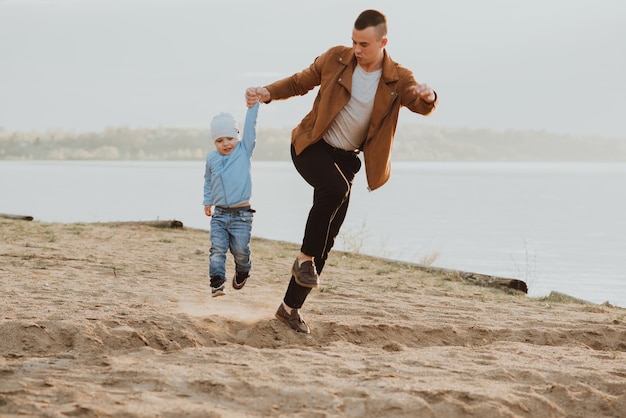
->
xmin=1 ymin=218 xmax=625 ymax=417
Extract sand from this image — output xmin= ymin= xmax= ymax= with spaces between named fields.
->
xmin=1 ymin=218 xmax=625 ymax=417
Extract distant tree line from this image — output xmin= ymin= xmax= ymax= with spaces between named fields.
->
xmin=1 ymin=125 xmax=625 ymax=161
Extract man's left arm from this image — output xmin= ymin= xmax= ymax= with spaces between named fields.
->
xmin=411 ymin=83 xmax=437 ymax=104
xmin=402 ymin=80 xmax=438 ymax=116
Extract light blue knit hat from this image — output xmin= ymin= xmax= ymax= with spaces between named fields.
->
xmin=211 ymin=112 xmax=239 ymax=141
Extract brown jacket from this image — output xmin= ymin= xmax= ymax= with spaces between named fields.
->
xmin=265 ymin=45 xmax=438 ymax=191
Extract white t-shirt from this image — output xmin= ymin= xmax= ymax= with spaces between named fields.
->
xmin=324 ymin=64 xmax=382 ymax=151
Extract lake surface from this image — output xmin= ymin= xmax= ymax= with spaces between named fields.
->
xmin=1 ymin=160 xmax=625 ymax=308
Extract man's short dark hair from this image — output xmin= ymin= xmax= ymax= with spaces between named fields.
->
xmin=354 ymin=9 xmax=387 ymax=38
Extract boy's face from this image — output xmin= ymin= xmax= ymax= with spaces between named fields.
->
xmin=214 ymin=136 xmax=239 ymax=155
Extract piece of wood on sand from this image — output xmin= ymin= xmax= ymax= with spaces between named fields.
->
xmin=0 ymin=213 xmax=34 ymax=221
xmin=111 ymin=220 xmax=184 ymax=229
xmin=413 ymin=264 xmax=528 ymax=294
xmin=459 ymin=272 xmax=529 ymax=293
xmin=379 ymin=259 xmax=528 ymax=294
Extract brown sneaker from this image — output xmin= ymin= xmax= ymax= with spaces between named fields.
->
xmin=291 ymin=258 xmax=319 ymax=288
xmin=232 ymin=271 xmax=249 ymax=290
xmin=275 ymin=304 xmax=310 ymax=334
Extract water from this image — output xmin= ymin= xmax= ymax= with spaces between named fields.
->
xmin=1 ymin=160 xmax=625 ymax=308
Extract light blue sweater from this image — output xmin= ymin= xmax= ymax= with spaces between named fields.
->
xmin=203 ymin=103 xmax=259 ymax=207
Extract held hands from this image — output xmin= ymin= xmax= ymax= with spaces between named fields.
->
xmin=410 ymin=83 xmax=436 ymax=104
xmin=245 ymin=86 xmax=270 ymax=108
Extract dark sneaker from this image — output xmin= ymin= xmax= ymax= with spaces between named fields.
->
xmin=232 ymin=271 xmax=249 ymax=290
xmin=210 ymin=276 xmax=226 ymax=298
xmin=291 ymin=258 xmax=319 ymax=288
xmin=211 ymin=283 xmax=225 ymax=297
xmin=275 ymin=304 xmax=310 ymax=334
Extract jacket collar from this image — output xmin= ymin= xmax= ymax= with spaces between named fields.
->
xmin=380 ymin=50 xmax=399 ymax=84
xmin=338 ymin=48 xmax=398 ymax=84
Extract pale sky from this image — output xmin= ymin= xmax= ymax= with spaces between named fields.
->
xmin=1 ymin=0 xmax=625 ymax=137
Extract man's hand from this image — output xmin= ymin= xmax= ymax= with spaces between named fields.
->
xmin=245 ymin=86 xmax=271 ymax=108
xmin=410 ymin=83 xmax=436 ymax=104
xmin=204 ymin=205 xmax=212 ymax=217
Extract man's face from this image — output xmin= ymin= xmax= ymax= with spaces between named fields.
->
xmin=214 ymin=136 xmax=238 ymax=155
xmin=352 ymin=26 xmax=387 ymax=69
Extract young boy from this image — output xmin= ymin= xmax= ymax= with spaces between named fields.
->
xmin=203 ymin=101 xmax=259 ymax=297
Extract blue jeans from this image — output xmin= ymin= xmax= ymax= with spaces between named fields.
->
xmin=209 ymin=207 xmax=254 ymax=279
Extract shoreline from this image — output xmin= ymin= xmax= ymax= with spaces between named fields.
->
xmin=3 ymin=213 xmax=613 ymax=308
xmin=1 ymin=218 xmax=625 ymax=416
xmin=3 ymin=160 xmax=625 ymax=310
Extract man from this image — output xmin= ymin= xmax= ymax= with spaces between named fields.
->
xmin=246 ymin=9 xmax=438 ymax=334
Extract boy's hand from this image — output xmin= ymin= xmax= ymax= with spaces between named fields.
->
xmin=204 ymin=205 xmax=212 ymax=217
xmin=246 ymin=87 xmax=270 ymax=108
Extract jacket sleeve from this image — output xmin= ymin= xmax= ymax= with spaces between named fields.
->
xmin=264 ymin=49 xmax=329 ymax=101
xmin=203 ymin=158 xmax=212 ymax=206
xmin=397 ymin=69 xmax=438 ymax=116
xmin=401 ymin=86 xmax=438 ymax=116
xmin=241 ymin=102 xmax=259 ymax=156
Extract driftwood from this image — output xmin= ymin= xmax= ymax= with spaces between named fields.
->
xmin=378 ymin=259 xmax=528 ymax=295
xmin=111 ymin=220 xmax=184 ymax=229
xmin=0 ymin=215 xmax=183 ymax=229
xmin=142 ymin=220 xmax=184 ymax=229
xmin=0 ymin=213 xmax=34 ymax=221
xmin=458 ymin=272 xmax=528 ymax=294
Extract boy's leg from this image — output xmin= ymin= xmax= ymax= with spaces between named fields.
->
xmin=209 ymin=214 xmax=229 ymax=293
xmin=229 ymin=210 xmax=253 ymax=289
